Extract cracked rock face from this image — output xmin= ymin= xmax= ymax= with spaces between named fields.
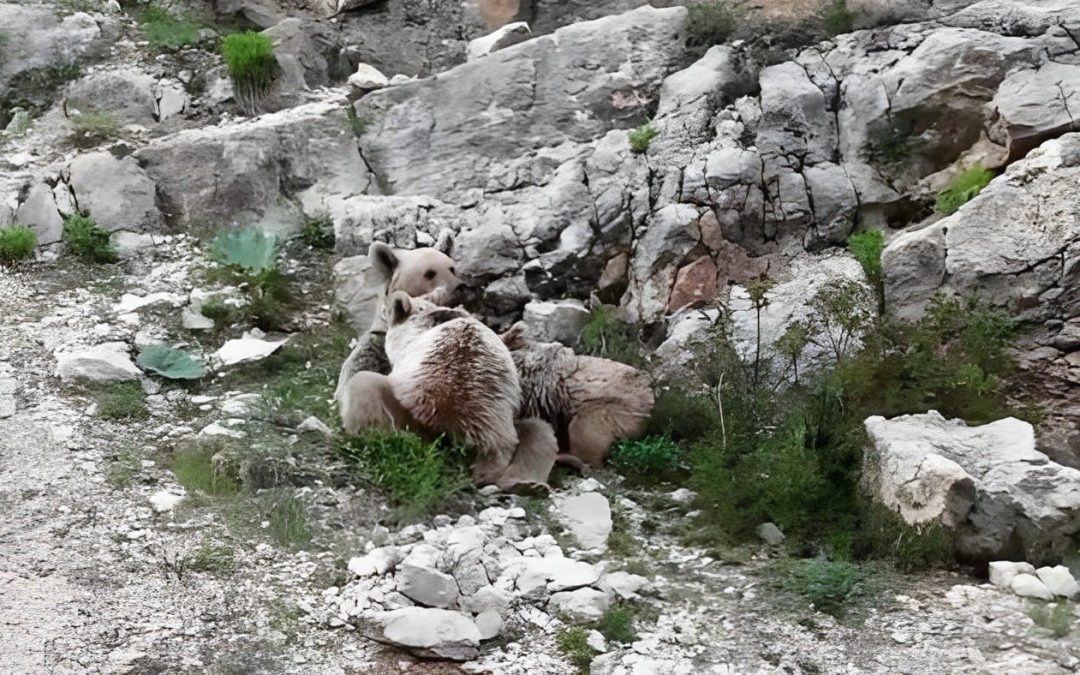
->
xmin=864 ymin=411 xmax=1080 ymax=564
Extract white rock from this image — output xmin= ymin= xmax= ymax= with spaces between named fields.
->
xmin=461 ymin=585 xmax=510 ymax=615
xmin=1036 ymin=566 xmax=1080 ymax=598
xmin=114 ymin=292 xmax=183 ymax=314
xmin=756 ymin=522 xmax=785 ymax=545
xmin=1010 ymin=573 xmax=1054 ymax=600
xmin=149 ymin=490 xmax=184 ymax=513
xmin=374 ymin=607 xmax=481 ymax=661
xmin=181 ymin=307 xmax=215 ymax=331
xmin=298 ymin=416 xmax=333 ymax=436
xmin=474 ymin=609 xmax=503 ymax=640
xmin=514 ymin=556 xmax=600 ymax=594
xmin=554 ymin=492 xmax=612 ymax=551
xmin=214 ymin=333 xmax=288 ymax=367
xmin=989 ymin=561 xmax=1036 ymax=588
xmin=668 ymin=488 xmax=696 ymax=503
xmin=348 ymin=546 xmax=402 ymax=577
xmin=55 ymin=343 xmax=141 ymax=383
xmin=198 ymin=422 xmax=245 ymax=439
xmin=397 ymin=545 xmax=460 ymax=608
xmin=348 ymin=63 xmax=389 ymax=90
xmin=598 ymin=571 xmax=648 ymax=600
xmin=586 ymin=629 xmax=608 ymax=653
xmin=548 ymin=587 xmax=610 ymax=622
xmin=467 ymin=21 xmax=532 ymax=61
xmin=519 ymin=299 xmax=591 ymax=346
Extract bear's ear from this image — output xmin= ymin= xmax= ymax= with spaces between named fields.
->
xmin=387 ymin=291 xmax=413 ymax=326
xmin=500 ymin=322 xmax=528 ymax=351
xmin=370 ymin=242 xmax=399 ymax=282
xmin=435 ymin=229 xmax=455 ymax=256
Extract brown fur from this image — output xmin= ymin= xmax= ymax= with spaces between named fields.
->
xmin=501 ymin=324 xmax=655 ymax=467
xmin=339 ymin=371 xmax=417 ymax=435
xmin=497 ymin=418 xmax=558 ymax=494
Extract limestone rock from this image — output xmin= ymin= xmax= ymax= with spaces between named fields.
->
xmin=548 ymin=587 xmax=610 ymax=622
xmin=56 ymin=343 xmax=141 ymax=383
xmin=988 ymin=561 xmax=1035 ymax=588
xmin=14 ymin=182 xmax=63 ymax=245
xmin=371 ymin=607 xmax=481 ymax=661
xmin=474 ymin=609 xmax=503 ymax=640
xmin=467 ymin=22 xmax=532 ymax=61
xmin=1036 ymin=566 xmax=1080 ymax=598
xmin=348 ymin=64 xmax=389 ymax=91
xmin=756 ymin=522 xmax=785 ymax=546
xmin=1010 ymin=573 xmax=1054 ymax=601
xmin=553 ymin=492 xmax=612 ymax=551
xmin=65 ymin=67 xmax=159 ymax=125
xmin=513 ymin=556 xmax=600 ymax=594
xmin=520 ymin=300 xmax=591 ymax=346
xmin=214 ymin=333 xmax=288 ymax=367
xmin=396 ymin=545 xmax=460 ymax=608
xmin=348 ymin=546 xmax=402 ymax=577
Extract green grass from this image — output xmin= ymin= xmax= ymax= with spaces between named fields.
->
xmin=107 ymin=446 xmax=143 ymax=489
xmin=821 ymin=0 xmax=856 ymax=35
xmin=68 ymin=110 xmax=122 ymax=149
xmin=300 ymin=213 xmax=335 ymax=250
xmin=862 ymin=126 xmax=915 ymax=169
xmin=597 ymin=606 xmax=637 ymax=644
xmin=576 ymin=306 xmax=643 ymax=366
xmin=339 ymin=429 xmax=471 ymax=522
xmin=187 ymin=542 xmax=237 ymax=575
xmin=0 ymin=226 xmax=36 ymax=264
xmin=1028 ymin=601 xmax=1073 ymax=638
xmin=138 ymin=5 xmax=203 ymax=51
xmin=628 ymin=122 xmax=658 ymax=154
xmin=91 ymin=382 xmax=149 ymax=421
xmin=172 ymin=443 xmax=241 ymax=497
xmin=936 ymin=164 xmax=994 ymax=215
xmin=610 ymin=436 xmax=682 ymax=480
xmin=687 ymin=1 xmax=745 ymax=52
xmin=265 ymin=491 xmax=312 ymax=549
xmin=847 ymin=230 xmax=884 ymax=286
xmin=555 ymin=626 xmax=598 ymax=674
xmin=63 ymin=214 xmax=117 ymax=263
xmin=779 ymin=559 xmax=873 ymax=618
xmin=221 ymin=32 xmax=276 ymax=114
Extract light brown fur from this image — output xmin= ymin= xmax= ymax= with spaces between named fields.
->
xmin=502 ymin=324 xmax=655 ymax=467
xmin=339 ymin=371 xmax=417 ymax=435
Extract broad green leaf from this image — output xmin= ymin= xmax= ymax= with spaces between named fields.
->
xmin=137 ymin=344 xmax=208 ymax=380
xmin=211 ymin=228 xmax=279 ymax=272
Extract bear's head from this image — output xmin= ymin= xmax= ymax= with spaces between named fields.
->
xmin=367 ymin=230 xmax=466 ymax=332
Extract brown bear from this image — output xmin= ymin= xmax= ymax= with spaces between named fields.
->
xmin=382 ymin=291 xmax=523 ymax=485
xmin=334 ymin=233 xmax=463 ymax=405
xmin=501 ymin=324 xmax=655 ymax=468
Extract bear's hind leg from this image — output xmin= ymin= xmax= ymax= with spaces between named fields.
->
xmin=339 ymin=371 xmax=414 ymax=435
xmin=496 ymin=418 xmax=558 ymax=494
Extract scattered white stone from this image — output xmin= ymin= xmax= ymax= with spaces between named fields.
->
xmin=1010 ymin=573 xmax=1054 ymax=600
xmin=348 ymin=63 xmax=389 ymax=90
xmin=514 ymin=556 xmax=600 ymax=593
xmin=56 ymin=343 xmax=141 ymax=383
xmin=461 ymin=585 xmax=510 ymax=616
xmin=199 ymin=421 xmax=245 ymax=439
xmin=397 ymin=545 xmax=460 ymax=608
xmin=114 ymin=292 xmax=183 ymax=314
xmin=668 ymin=488 xmax=696 ymax=503
xmin=467 ymin=21 xmax=532 ymax=61
xmin=474 ymin=609 xmax=503 ymax=640
xmin=1036 ymin=566 xmax=1080 ymax=598
xmin=373 ymin=607 xmax=481 ymax=661
xmin=586 ymin=629 xmax=608 ymax=653
xmin=548 ymin=587 xmax=610 ymax=622
xmin=599 ymin=571 xmax=648 ymax=600
xmin=298 ymin=416 xmax=334 ymax=436
xmin=989 ymin=561 xmax=1036 ymax=588
xmin=348 ymin=546 xmax=402 ymax=577
xmin=181 ymin=307 xmax=215 ymax=330
xmin=214 ymin=332 xmax=288 ymax=367
xmin=554 ymin=491 xmax=612 ymax=551
xmin=756 ymin=522 xmax=785 ymax=545
xmin=149 ymin=490 xmax=185 ymax=513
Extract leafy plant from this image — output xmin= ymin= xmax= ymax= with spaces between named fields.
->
xmin=687 ymin=1 xmax=745 ymax=52
xmin=210 ymin=229 xmax=292 ymax=331
xmin=576 ymin=306 xmax=643 ymax=366
xmin=628 ymin=122 xmax=658 ymax=154
xmin=63 ymin=213 xmax=117 ymax=263
xmin=597 ymin=606 xmax=637 ymax=644
xmin=68 ymin=110 xmax=121 ymax=149
xmin=91 ymin=382 xmax=149 ymax=421
xmin=847 ymin=230 xmax=885 ymax=286
xmin=221 ymin=31 xmax=277 ymax=115
xmin=139 ymin=5 xmax=203 ymax=51
xmin=610 ymin=436 xmax=682 ymax=478
xmin=936 ymin=164 xmax=993 ymax=215
xmin=187 ymin=542 xmax=237 ymax=575
xmin=1028 ymin=601 xmax=1073 ymax=638
xmin=212 ymin=228 xmax=280 ymax=272
xmin=137 ymin=344 xmax=208 ymax=380
xmin=339 ymin=430 xmax=471 ymax=521
xmin=780 ymin=559 xmax=872 ymax=618
xmin=0 ymin=226 xmax=36 ymax=264
xmin=555 ymin=626 xmax=598 ymax=674
xmin=300 ymin=213 xmax=335 ymax=250
xmin=821 ymin=0 xmax=856 ymax=35
xmin=173 ymin=444 xmax=241 ymax=497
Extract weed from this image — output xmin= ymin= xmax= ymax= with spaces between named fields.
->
xmin=606 ymin=505 xmax=639 ymax=558
xmin=265 ymin=491 xmax=312 ymax=549
xmin=862 ymin=126 xmax=916 ymax=169
xmin=221 ymin=32 xmax=277 ymax=115
xmin=172 ymin=443 xmax=241 ymax=497
xmin=820 ymin=0 xmax=856 ymax=35
xmin=300 ymin=213 xmax=335 ymax=250
xmin=628 ymin=122 xmax=658 ymax=154
xmin=63 ymin=214 xmax=117 ymax=263
xmin=687 ymin=1 xmax=745 ymax=52
xmin=209 ymin=229 xmax=293 ymax=331
xmin=936 ymin=164 xmax=993 ymax=215
xmin=137 ymin=344 xmax=207 ymax=380
xmin=775 ymin=320 xmax=813 ymax=385
xmin=597 ymin=605 xmax=637 ymax=644
xmin=107 ymin=446 xmax=143 ymax=489
xmin=555 ymin=626 xmax=598 ymax=673
xmin=340 ymin=429 xmax=472 ymax=521
xmin=139 ymin=5 xmax=203 ymax=51
xmin=199 ymin=298 xmax=241 ymax=327
xmin=91 ymin=382 xmax=149 ymax=421
xmin=780 ymin=558 xmax=872 ymax=618
xmin=187 ymin=542 xmax=237 ymax=575
xmin=267 ymin=599 xmax=304 ymax=643
xmin=68 ymin=110 xmax=122 ymax=149
xmin=644 ymin=389 xmax=719 ymax=442
xmin=1028 ymin=602 xmax=1073 ymax=638
xmin=0 ymin=226 xmax=36 ymax=264
xmin=851 ymin=500 xmax=954 ymax=573
xmin=0 ymin=62 xmax=81 ymax=128
xmin=847 ymin=229 xmax=885 ymax=287
xmin=345 ymin=106 xmax=369 ymax=137
xmin=576 ymin=306 xmax=643 ymax=366
xmin=610 ymin=436 xmax=682 ymax=479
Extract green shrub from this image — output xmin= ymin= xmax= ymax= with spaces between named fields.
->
xmin=107 ymin=446 xmax=142 ymax=489
xmin=596 ymin=606 xmax=637 ymax=644
xmin=139 ymin=5 xmax=203 ymax=51
xmin=847 ymin=230 xmax=885 ymax=286
xmin=0 ymin=226 xmax=36 ymax=264
xmin=221 ymin=32 xmax=277 ymax=115
xmin=862 ymin=126 xmax=915 ymax=169
xmin=628 ymin=122 xmax=658 ymax=154
xmin=63 ymin=213 xmax=117 ymax=263
xmin=339 ymin=430 xmax=471 ymax=521
xmin=687 ymin=1 xmax=745 ymax=52
xmin=68 ymin=110 xmax=121 ymax=149
xmin=576 ymin=306 xmax=643 ymax=366
xmin=645 ymin=389 xmax=719 ymax=442
xmin=92 ymin=382 xmax=149 ymax=421
xmin=187 ymin=543 xmax=237 ymax=575
xmin=821 ymin=0 xmax=856 ymax=35
xmin=555 ymin=626 xmax=597 ymax=674
xmin=1028 ymin=601 xmax=1073 ymax=638
xmin=936 ymin=164 xmax=993 ymax=215
xmin=610 ymin=436 xmax=682 ymax=478
xmin=173 ymin=444 xmax=241 ymax=497
xmin=209 ymin=229 xmax=293 ymax=331
xmin=851 ymin=500 xmax=954 ymax=573
xmin=137 ymin=344 xmax=207 ymax=380
xmin=300 ymin=213 xmax=335 ymax=250
xmin=780 ymin=559 xmax=871 ymax=618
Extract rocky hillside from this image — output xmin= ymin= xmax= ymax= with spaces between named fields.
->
xmin=1 ymin=0 xmax=1080 ymax=673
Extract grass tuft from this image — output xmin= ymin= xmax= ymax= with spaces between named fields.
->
xmin=610 ymin=436 xmax=682 ymax=480
xmin=266 ymin=491 xmax=312 ymax=549
xmin=221 ymin=32 xmax=277 ymax=115
xmin=139 ymin=5 xmax=203 ymax=51
xmin=187 ymin=542 xmax=237 ymax=575
xmin=555 ymin=626 xmax=598 ymax=674
xmin=63 ymin=213 xmax=117 ymax=263
xmin=779 ymin=558 xmax=872 ymax=618
xmin=576 ymin=306 xmax=643 ymax=366
xmin=172 ymin=443 xmax=241 ymax=497
xmin=596 ymin=605 xmax=637 ymax=644
xmin=687 ymin=1 xmax=745 ymax=52
xmin=821 ymin=0 xmax=856 ymax=35
xmin=68 ymin=110 xmax=121 ymax=149
xmin=300 ymin=213 xmax=335 ymax=250
xmin=92 ymin=382 xmax=149 ymax=421
xmin=0 ymin=226 xmax=37 ymax=264
xmin=628 ymin=122 xmax=658 ymax=154
xmin=936 ymin=164 xmax=993 ymax=215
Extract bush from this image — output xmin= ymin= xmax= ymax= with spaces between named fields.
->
xmin=0 ymin=226 xmax=36 ymax=264
xmin=596 ymin=606 xmax=637 ymax=644
xmin=63 ymin=213 xmax=117 ymax=263
xmin=628 ymin=122 xmax=658 ymax=154
xmin=339 ymin=430 xmax=471 ymax=521
xmin=68 ymin=110 xmax=121 ymax=149
xmin=644 ymin=389 xmax=719 ymax=442
xmin=610 ymin=436 xmax=682 ymax=478
xmin=936 ymin=164 xmax=993 ymax=215
xmin=92 ymin=382 xmax=149 ymax=421
xmin=821 ymin=0 xmax=856 ymax=35
xmin=576 ymin=306 xmax=643 ymax=366
xmin=687 ymin=1 xmax=745 ymax=52
xmin=555 ymin=626 xmax=597 ymax=673
xmin=221 ymin=32 xmax=276 ymax=115
xmin=300 ymin=213 xmax=335 ymax=250
xmin=780 ymin=559 xmax=872 ymax=618
xmin=139 ymin=5 xmax=202 ymax=51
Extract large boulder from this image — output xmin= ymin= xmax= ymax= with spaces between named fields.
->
xmin=0 ymin=5 xmax=115 ymax=90
xmin=369 ymin=607 xmax=482 ymax=660
xmin=863 ymin=411 xmax=1080 ymax=564
xmin=67 ymin=153 xmax=161 ymax=233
